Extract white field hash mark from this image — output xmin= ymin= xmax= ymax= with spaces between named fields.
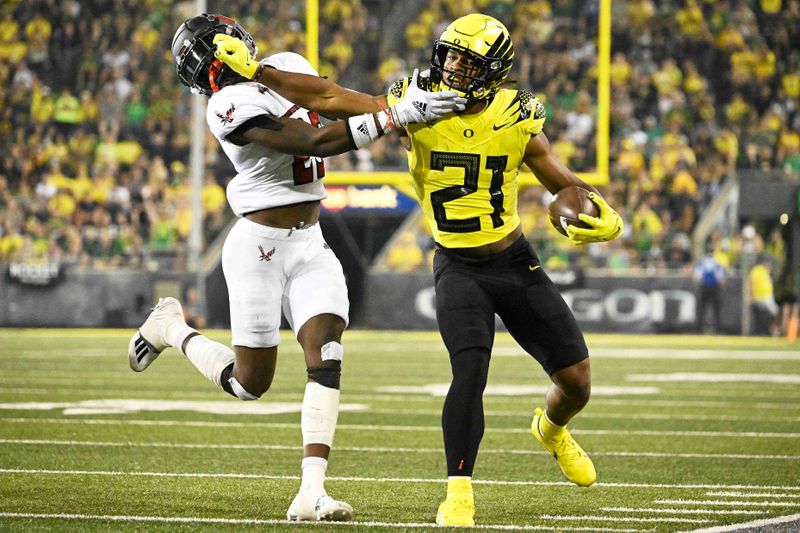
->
xmin=1 ymin=439 xmax=798 ymax=461
xmin=3 ymin=468 xmax=800 ymax=492
xmin=3 ymin=416 xmax=800 ymax=439
xmin=0 ymin=512 xmax=647 ymax=532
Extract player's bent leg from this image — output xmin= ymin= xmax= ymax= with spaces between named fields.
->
xmin=128 ymin=297 xmax=196 ymax=372
xmin=531 ymin=359 xmax=596 ymax=487
xmin=223 ymin=345 xmax=278 ymax=399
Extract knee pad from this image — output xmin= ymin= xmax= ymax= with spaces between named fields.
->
xmin=307 ymin=362 xmax=341 ymax=390
xmin=227 ymin=376 xmax=260 ymax=401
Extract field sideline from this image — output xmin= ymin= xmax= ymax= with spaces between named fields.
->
xmin=0 ymin=329 xmax=798 ymax=532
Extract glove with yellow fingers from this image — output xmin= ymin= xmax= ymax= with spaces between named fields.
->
xmin=565 ymin=192 xmax=624 ymax=245
xmin=213 ymin=34 xmax=260 ymax=79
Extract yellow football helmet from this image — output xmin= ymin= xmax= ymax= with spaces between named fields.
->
xmin=430 ymin=13 xmax=513 ymax=99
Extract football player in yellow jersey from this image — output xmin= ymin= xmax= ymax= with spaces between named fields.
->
xmin=386 ymin=14 xmax=623 ymax=527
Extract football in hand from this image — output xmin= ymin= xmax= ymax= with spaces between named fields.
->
xmin=548 ymin=186 xmax=600 ymax=236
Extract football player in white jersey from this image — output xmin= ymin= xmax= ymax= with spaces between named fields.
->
xmin=127 ymin=13 xmax=465 ymax=523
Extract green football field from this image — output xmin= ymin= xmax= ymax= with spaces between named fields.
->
xmin=0 ymin=329 xmax=798 ymax=532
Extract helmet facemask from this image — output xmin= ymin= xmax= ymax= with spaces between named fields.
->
xmin=171 ymin=13 xmax=257 ymax=95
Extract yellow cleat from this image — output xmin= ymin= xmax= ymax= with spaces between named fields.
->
xmin=531 ymin=407 xmax=596 ymax=487
xmin=436 ymin=494 xmax=475 ymax=527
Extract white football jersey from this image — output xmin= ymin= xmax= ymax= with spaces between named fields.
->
xmin=207 ymin=52 xmax=327 ymax=216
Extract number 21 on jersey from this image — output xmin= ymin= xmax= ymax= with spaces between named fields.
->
xmin=429 ymin=151 xmax=508 ymax=233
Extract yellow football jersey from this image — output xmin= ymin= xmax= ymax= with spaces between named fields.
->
xmin=388 ymin=77 xmax=545 ymax=248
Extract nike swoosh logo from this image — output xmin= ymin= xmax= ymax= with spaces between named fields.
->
xmin=493 ymin=122 xmax=514 ymax=131
xmin=529 ymin=265 xmax=540 ymax=271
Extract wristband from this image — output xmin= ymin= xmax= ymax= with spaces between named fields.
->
xmin=346 ymin=113 xmax=380 ymax=149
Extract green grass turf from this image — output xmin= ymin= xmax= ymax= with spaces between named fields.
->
xmin=0 ymin=328 xmax=798 ymax=532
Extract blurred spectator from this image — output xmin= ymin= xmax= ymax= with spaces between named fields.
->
xmin=0 ymin=0 xmax=794 ymax=280
xmin=693 ymin=247 xmax=726 ymax=333
xmin=183 ymin=285 xmax=207 ymax=329
xmin=749 ymin=255 xmax=779 ymax=336
xmin=384 ymin=230 xmax=424 ymax=273
xmin=775 ymin=263 xmax=800 ymax=341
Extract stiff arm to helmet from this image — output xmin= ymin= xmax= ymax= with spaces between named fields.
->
xmin=211 ymin=33 xmax=465 ymax=125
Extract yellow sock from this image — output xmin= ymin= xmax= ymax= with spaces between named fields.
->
xmin=447 ymin=476 xmax=473 ymax=498
xmin=538 ymin=410 xmax=567 ymax=440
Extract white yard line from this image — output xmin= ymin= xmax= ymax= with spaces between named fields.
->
xmin=493 ymin=347 xmax=800 ymax=360
xmin=627 ymin=373 xmax=800 ymax=384
xmin=0 ymin=439 xmax=797 ymax=461
xmin=0 ymin=512 xmax=646 ymax=531
xmin=2 ymin=468 xmax=799 ymax=492
xmin=704 ymin=491 xmax=800 ymax=498
xmin=4 ymin=387 xmax=800 ymax=406
xmin=2 ymin=417 xmax=798 ymax=439
xmin=601 ymin=508 xmax=767 ymax=515
xmin=586 ymin=399 xmax=800 ymax=409
xmin=679 ymin=513 xmax=800 ymax=532
xmin=370 ymin=408 xmax=800 ymax=422
xmin=655 ymin=499 xmax=800 ymax=507
xmin=539 ymin=514 xmax=709 ymax=524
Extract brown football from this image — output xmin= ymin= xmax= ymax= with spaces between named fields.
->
xmin=548 ymin=186 xmax=600 ymax=236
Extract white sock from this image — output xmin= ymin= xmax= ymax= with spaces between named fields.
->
xmin=183 ymin=336 xmax=235 ymax=387
xmin=165 ymin=321 xmax=197 ymax=353
xmin=300 ymin=456 xmax=328 ymax=499
xmin=301 ymin=382 xmax=340 ymax=447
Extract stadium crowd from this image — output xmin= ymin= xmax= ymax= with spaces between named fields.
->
xmin=0 ymin=0 xmax=796 ymax=287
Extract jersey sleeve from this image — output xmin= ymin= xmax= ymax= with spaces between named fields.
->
xmin=263 ymin=51 xmax=320 ymax=76
xmin=520 ymin=90 xmax=546 ymax=136
xmin=386 ymin=77 xmax=408 ymax=107
xmin=206 ymin=88 xmax=274 ymax=141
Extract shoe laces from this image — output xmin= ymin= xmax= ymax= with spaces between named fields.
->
xmin=554 ymin=433 xmax=586 ymax=465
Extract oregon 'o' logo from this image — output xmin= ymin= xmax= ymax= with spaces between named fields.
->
xmin=464 ymin=129 xmax=474 ymax=138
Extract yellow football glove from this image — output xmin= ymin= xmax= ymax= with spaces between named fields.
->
xmin=566 ymin=192 xmax=624 ymax=245
xmin=213 ymin=34 xmax=260 ymax=79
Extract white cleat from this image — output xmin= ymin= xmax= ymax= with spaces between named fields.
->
xmin=127 ymin=297 xmax=184 ymax=372
xmin=286 ymin=493 xmax=353 ymax=522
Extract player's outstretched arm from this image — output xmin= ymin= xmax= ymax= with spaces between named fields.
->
xmin=213 ymin=35 xmax=464 ymax=122
xmin=228 ymin=113 xmax=377 ymax=157
xmin=524 ymin=132 xmax=623 ymax=244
